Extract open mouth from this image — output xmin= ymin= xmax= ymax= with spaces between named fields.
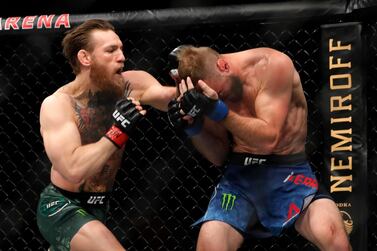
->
xmin=116 ymin=66 xmax=123 ymax=74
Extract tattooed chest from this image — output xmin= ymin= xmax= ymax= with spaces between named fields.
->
xmin=76 ymin=106 xmax=113 ymax=144
xmin=73 ymin=91 xmax=119 ymax=144
xmin=83 ymin=161 xmax=121 ymax=192
xmin=72 ymin=90 xmax=124 ymax=192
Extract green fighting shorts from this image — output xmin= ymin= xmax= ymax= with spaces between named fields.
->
xmin=36 ymin=183 xmax=110 ymax=251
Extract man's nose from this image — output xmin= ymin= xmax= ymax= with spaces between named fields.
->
xmin=117 ymin=51 xmax=126 ymax=62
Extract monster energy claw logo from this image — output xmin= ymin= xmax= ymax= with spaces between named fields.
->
xmin=221 ymin=193 xmax=236 ymax=211
xmin=76 ymin=209 xmax=88 ymax=216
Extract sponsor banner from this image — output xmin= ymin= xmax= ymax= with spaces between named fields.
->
xmin=320 ymin=22 xmax=367 ymax=250
xmin=0 ymin=14 xmax=70 ymax=31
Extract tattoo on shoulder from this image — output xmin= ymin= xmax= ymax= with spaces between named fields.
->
xmin=74 ymin=102 xmax=85 ymax=130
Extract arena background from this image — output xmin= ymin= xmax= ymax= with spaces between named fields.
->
xmin=0 ymin=0 xmax=377 ymax=250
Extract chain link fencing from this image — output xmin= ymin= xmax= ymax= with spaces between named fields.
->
xmin=0 ymin=6 xmax=376 ymax=251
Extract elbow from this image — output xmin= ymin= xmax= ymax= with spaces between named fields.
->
xmin=63 ymin=166 xmax=85 ymax=184
xmin=208 ymin=148 xmax=228 ymax=167
xmin=67 ymin=173 xmax=85 ymax=185
xmin=210 ymin=158 xmax=226 ymax=167
xmin=261 ymin=143 xmax=277 ymax=153
xmin=52 ymin=157 xmax=85 ymax=184
xmin=260 ymin=132 xmax=280 ymax=153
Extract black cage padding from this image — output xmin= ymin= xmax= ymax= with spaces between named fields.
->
xmin=1 ymin=3 xmax=377 ymax=251
xmin=0 ymin=2 xmax=345 ymax=35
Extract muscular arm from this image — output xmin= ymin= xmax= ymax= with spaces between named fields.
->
xmin=191 ymin=118 xmax=230 ymax=166
xmin=176 ymin=78 xmax=230 ymax=166
xmin=123 ymin=70 xmax=176 ymax=111
xmin=222 ymin=54 xmax=294 ymax=153
xmin=40 ymin=94 xmax=117 ymax=184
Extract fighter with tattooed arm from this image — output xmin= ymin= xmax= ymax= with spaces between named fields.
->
xmin=36 ymin=19 xmax=175 ymax=251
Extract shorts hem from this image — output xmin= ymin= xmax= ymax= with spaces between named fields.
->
xmin=192 ymin=217 xmax=247 ymax=236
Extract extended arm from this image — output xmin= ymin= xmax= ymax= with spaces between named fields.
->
xmin=122 ymin=70 xmax=176 ymax=111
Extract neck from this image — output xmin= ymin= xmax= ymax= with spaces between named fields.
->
xmin=72 ymin=72 xmax=123 ymax=100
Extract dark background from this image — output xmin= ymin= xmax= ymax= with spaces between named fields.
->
xmin=1 ymin=0 xmax=377 ymax=250
xmin=1 ymin=0 xmax=345 ymax=16
xmin=1 ymin=0 xmax=268 ymax=16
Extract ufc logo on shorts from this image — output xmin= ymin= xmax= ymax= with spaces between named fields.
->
xmin=113 ymin=110 xmax=131 ymax=127
xmin=87 ymin=196 xmax=105 ymax=205
xmin=244 ymin=157 xmax=266 ymax=166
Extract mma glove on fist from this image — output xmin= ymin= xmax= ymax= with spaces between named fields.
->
xmin=167 ymin=99 xmax=204 ymax=137
xmin=181 ymin=89 xmax=229 ymax=122
xmin=105 ymin=99 xmax=144 ymax=148
xmin=167 ymin=89 xmax=229 ymax=137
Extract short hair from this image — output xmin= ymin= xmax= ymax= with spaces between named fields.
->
xmin=62 ymin=19 xmax=115 ymax=74
xmin=177 ymin=45 xmax=220 ymax=85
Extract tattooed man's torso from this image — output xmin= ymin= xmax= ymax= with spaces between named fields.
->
xmin=73 ymin=89 xmax=124 ymax=192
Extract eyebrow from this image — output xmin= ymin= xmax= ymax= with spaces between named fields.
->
xmin=103 ymin=44 xmax=123 ymax=52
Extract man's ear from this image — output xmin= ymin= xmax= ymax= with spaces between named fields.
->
xmin=77 ymin=49 xmax=91 ymax=67
xmin=216 ymin=58 xmax=229 ymax=73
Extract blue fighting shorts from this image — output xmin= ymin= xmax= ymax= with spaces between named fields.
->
xmin=192 ymin=152 xmax=331 ymax=238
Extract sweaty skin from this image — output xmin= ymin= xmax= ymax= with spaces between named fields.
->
xmin=49 ymin=87 xmax=123 ymax=192
xmin=43 ymin=72 xmax=174 ymax=193
xmin=40 ymin=30 xmax=175 ymax=193
xmin=182 ymin=48 xmax=308 ymax=166
xmin=177 ymin=46 xmax=352 ymax=251
xmin=224 ymin=48 xmax=307 ymax=155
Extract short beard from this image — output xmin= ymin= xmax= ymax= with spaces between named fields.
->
xmin=228 ymin=75 xmax=243 ymax=102
xmin=90 ymin=60 xmax=122 ymax=95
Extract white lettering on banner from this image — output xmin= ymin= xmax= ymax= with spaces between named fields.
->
xmin=337 ymin=202 xmax=352 ymax=208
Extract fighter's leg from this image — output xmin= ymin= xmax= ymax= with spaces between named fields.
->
xmin=294 ymin=198 xmax=351 ymax=251
xmin=196 ymin=220 xmax=244 ymax=251
xmin=70 ymin=220 xmax=125 ymax=251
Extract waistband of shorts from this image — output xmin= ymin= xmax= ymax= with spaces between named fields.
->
xmin=50 ymin=183 xmax=111 ymax=206
xmin=227 ymin=152 xmax=307 ymax=166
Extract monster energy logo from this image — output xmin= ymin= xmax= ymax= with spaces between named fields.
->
xmin=76 ymin=209 xmax=88 ymax=216
xmin=221 ymin=193 xmax=236 ymax=211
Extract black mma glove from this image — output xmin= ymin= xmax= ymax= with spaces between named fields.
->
xmin=105 ymin=99 xmax=143 ymax=148
xmin=167 ymin=99 xmax=203 ymax=137
xmin=181 ymin=89 xmax=229 ymax=122
xmin=167 ymin=99 xmax=186 ymax=129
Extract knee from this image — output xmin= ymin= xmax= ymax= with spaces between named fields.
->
xmin=197 ymin=235 xmax=236 ymax=251
xmin=196 ymin=222 xmax=243 ymax=251
xmin=317 ymin=223 xmax=351 ymax=251
xmin=197 ymin=239 xmax=229 ymax=251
